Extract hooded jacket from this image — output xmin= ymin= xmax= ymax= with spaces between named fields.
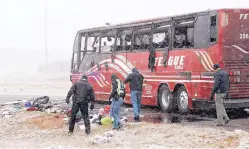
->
xmin=124 ymin=68 xmax=144 ymax=91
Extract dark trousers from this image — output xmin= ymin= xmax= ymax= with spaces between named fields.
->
xmin=69 ymin=102 xmax=90 ymax=133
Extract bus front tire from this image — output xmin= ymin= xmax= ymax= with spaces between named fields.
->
xmin=158 ymin=85 xmax=174 ymax=113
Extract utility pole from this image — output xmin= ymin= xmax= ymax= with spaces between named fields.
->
xmin=45 ymin=2 xmax=48 ymax=65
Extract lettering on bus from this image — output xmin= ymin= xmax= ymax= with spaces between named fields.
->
xmin=144 ymin=84 xmax=153 ymax=95
xmin=240 ymin=33 xmax=249 ymax=39
xmin=155 ymin=56 xmax=185 ymax=70
xmin=240 ymin=14 xmax=249 ymax=19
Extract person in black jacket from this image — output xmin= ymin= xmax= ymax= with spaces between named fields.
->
xmin=210 ymin=64 xmax=230 ymax=126
xmin=124 ymin=68 xmax=144 ymax=122
xmin=109 ymin=74 xmax=125 ymax=130
xmin=66 ymin=75 xmax=95 ymax=135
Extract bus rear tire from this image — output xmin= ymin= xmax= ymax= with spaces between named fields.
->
xmin=158 ymin=84 xmax=174 ymax=113
xmin=177 ymin=86 xmax=189 ymax=114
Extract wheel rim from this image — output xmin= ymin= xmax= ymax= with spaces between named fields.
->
xmin=162 ymin=90 xmax=170 ymax=109
xmin=179 ymin=91 xmax=188 ymax=109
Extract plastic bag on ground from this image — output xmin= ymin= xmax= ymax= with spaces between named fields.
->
xmin=100 ymin=116 xmax=113 ymax=126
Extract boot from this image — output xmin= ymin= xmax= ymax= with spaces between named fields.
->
xmin=68 ymin=131 xmax=73 ymax=136
xmin=134 ymin=116 xmax=140 ymax=122
xmin=224 ymin=119 xmax=230 ymax=124
xmin=85 ymin=129 xmax=90 ymax=135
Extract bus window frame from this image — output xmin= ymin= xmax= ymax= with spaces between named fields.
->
xmin=151 ymin=22 xmax=172 ymax=51
xmin=129 ymin=24 xmax=153 ymax=53
xmin=172 ymin=19 xmax=195 ymax=51
xmin=209 ymin=11 xmax=218 ymax=46
xmin=99 ymin=29 xmax=117 ymax=54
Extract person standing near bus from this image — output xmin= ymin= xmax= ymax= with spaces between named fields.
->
xmin=210 ymin=64 xmax=230 ymax=126
xmin=124 ymin=68 xmax=144 ymax=122
xmin=109 ymin=74 xmax=125 ymax=130
xmin=66 ymin=75 xmax=95 ymax=135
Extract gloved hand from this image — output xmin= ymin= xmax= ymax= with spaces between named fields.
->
xmin=210 ymin=95 xmax=214 ymax=101
xmin=90 ymin=104 xmax=94 ymax=110
xmin=66 ymin=99 xmax=70 ymax=104
xmin=108 ymin=96 xmax=112 ymax=105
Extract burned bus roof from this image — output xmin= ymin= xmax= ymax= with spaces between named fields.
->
xmin=77 ymin=8 xmax=246 ymax=35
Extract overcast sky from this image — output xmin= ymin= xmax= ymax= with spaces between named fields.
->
xmin=0 ymin=0 xmax=248 ymax=76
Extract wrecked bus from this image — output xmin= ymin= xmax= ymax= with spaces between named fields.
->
xmin=70 ymin=9 xmax=249 ymax=113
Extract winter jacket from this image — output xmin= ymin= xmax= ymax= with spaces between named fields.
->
xmin=124 ymin=68 xmax=144 ymax=91
xmin=211 ymin=69 xmax=230 ymax=96
xmin=66 ymin=79 xmax=95 ymax=103
xmin=109 ymin=75 xmax=125 ymax=101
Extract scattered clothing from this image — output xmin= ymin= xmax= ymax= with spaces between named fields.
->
xmin=32 ymin=96 xmax=52 ymax=111
xmin=26 ymin=107 xmax=38 ymax=111
xmin=100 ymin=116 xmax=113 ymax=126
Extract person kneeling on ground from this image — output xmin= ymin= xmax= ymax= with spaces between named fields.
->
xmin=109 ymin=74 xmax=125 ymax=130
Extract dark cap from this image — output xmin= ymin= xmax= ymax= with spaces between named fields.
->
xmin=213 ymin=64 xmax=220 ymax=70
xmin=132 ymin=68 xmax=138 ymax=73
xmin=111 ymin=74 xmax=117 ymax=80
xmin=81 ymin=75 xmax=88 ymax=81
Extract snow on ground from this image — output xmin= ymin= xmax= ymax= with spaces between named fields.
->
xmin=1 ymin=73 xmax=249 ymax=148
xmin=0 ymin=110 xmax=248 ymax=148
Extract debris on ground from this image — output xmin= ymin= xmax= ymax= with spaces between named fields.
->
xmin=100 ymin=116 xmax=113 ymax=126
xmin=1 ymin=95 xmax=249 ymax=148
xmin=92 ymin=131 xmax=114 ymax=144
xmin=32 ymin=96 xmax=53 ymax=111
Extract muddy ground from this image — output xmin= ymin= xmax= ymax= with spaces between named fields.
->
xmin=1 ymin=104 xmax=249 ymax=148
xmin=1 ymin=79 xmax=249 ymax=148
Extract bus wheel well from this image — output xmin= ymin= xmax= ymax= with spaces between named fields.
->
xmin=157 ymin=83 xmax=169 ymax=101
xmin=173 ymin=84 xmax=185 ymax=97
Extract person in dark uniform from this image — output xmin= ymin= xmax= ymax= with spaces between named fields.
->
xmin=66 ymin=75 xmax=95 ymax=135
xmin=210 ymin=64 xmax=230 ymax=126
xmin=124 ymin=68 xmax=144 ymax=122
